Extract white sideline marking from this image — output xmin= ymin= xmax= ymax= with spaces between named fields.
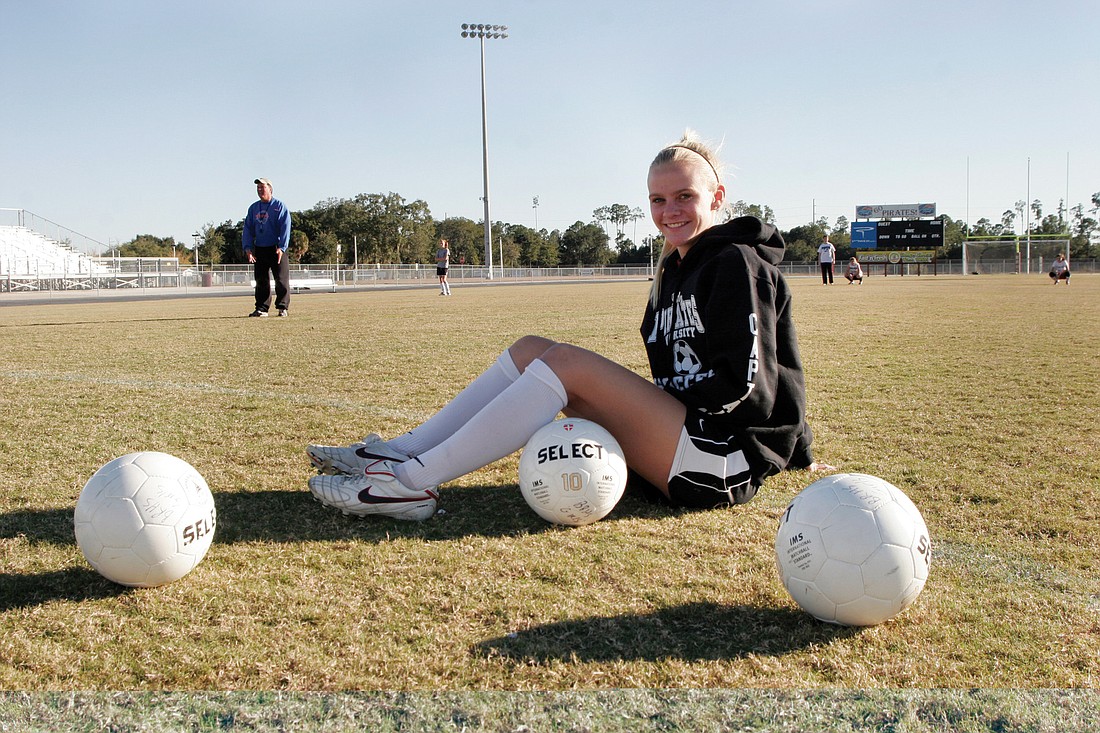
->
xmin=249 ymin=277 xmax=335 ymax=292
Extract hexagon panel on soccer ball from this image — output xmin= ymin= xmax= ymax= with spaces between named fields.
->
xmin=88 ymin=497 xmax=145 ymax=549
xmin=133 ymin=476 xmax=189 ymax=528
xmin=789 ymin=483 xmax=840 ymax=527
xmin=73 ymin=521 xmax=105 ymax=563
xmin=130 ymin=523 xmax=179 ymax=566
xmin=873 ymin=501 xmax=920 ymax=547
xmin=813 ymin=558 xmax=866 ymax=606
xmin=93 ymin=547 xmax=153 ymax=586
xmin=819 ymin=504 xmax=882 ymax=565
xmin=556 ymin=499 xmax=598 ymax=524
xmin=836 ymin=594 xmax=897 ymax=627
xmin=783 ymin=577 xmax=837 ymax=623
xmin=776 ymin=521 xmax=827 ymax=581
xmin=861 ymin=543 xmax=922 ymax=599
xmin=145 ymin=553 xmax=201 ymax=587
xmin=833 ymin=474 xmax=893 ymax=512
xmin=99 ymin=464 xmax=150 ymax=500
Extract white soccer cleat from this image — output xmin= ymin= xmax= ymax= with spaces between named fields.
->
xmin=307 ymin=433 xmax=411 ymax=475
xmin=307 ymin=461 xmax=438 ymax=521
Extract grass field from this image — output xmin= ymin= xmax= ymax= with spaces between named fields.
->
xmin=1 ymin=275 xmax=1098 ymax=728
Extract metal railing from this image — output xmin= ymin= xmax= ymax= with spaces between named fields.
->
xmin=3 ymin=257 xmax=1096 ymax=294
xmin=0 ymin=209 xmax=107 ymax=256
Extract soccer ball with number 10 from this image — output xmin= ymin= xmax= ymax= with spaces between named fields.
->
xmin=518 ymin=418 xmax=628 ymax=526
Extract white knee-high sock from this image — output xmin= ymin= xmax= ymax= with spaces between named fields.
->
xmin=388 ymin=349 xmax=522 ymax=457
xmin=395 ymin=358 xmax=567 ymax=490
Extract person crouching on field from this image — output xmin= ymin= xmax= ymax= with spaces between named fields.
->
xmin=845 ymin=256 xmax=864 ymax=285
xmin=1049 ymin=253 xmax=1070 ymax=285
xmin=305 ymin=131 xmax=832 ymax=521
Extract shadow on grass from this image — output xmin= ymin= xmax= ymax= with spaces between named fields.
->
xmin=0 ymin=568 xmax=129 ymax=611
xmin=473 ymin=601 xmax=857 ymax=662
xmin=0 ymin=486 xmax=721 ymax=610
xmin=209 ymin=485 xmax=681 ymax=543
xmin=1 ymin=486 xmax=703 ymax=549
xmin=0 ymin=506 xmax=75 ymax=545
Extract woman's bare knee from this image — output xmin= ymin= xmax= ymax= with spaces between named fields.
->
xmin=529 ymin=342 xmax=594 ymax=381
xmin=508 ymin=335 xmax=558 ymax=372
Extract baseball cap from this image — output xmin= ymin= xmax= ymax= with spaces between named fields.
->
xmin=254 ymin=178 xmax=272 ymax=188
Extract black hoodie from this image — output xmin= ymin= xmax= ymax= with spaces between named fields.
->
xmin=641 ymin=216 xmax=814 ymax=485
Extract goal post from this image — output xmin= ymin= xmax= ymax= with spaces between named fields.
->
xmin=963 ymin=235 xmax=1069 ymax=275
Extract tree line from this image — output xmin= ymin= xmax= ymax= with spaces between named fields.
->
xmin=113 ymin=190 xmax=1100 ymax=266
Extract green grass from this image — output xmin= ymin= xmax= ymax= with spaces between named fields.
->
xmin=1 ymin=276 xmax=1098 ymax=726
xmin=3 ymin=689 xmax=1100 ymax=732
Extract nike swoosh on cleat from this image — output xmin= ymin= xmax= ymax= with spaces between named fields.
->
xmin=357 ymin=486 xmax=438 ymax=505
xmin=355 ymin=446 xmax=406 ymax=462
xmin=363 ymin=462 xmax=395 ymax=478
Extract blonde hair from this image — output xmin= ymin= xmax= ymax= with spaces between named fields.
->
xmin=647 ymin=131 xmax=726 ymax=308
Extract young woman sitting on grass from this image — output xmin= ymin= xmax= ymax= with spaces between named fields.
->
xmin=306 ymin=132 xmax=831 ymax=521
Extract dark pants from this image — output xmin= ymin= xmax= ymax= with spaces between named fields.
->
xmin=253 ymin=247 xmax=290 ymax=312
xmin=820 ymin=262 xmax=834 ymax=284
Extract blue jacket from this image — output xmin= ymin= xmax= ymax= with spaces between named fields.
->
xmin=243 ymin=198 xmax=291 ymax=252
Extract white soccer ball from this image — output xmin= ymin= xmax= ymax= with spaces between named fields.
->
xmin=775 ymin=473 xmax=931 ymax=626
xmin=74 ymin=452 xmax=217 ymax=587
xmin=518 ymin=418 xmax=628 ymax=526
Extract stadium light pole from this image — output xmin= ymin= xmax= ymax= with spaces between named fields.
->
xmin=1025 ymin=157 xmax=1031 ymax=274
xmin=460 ymin=22 xmax=508 ymax=280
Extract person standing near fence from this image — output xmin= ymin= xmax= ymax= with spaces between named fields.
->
xmin=817 ymin=233 xmax=835 ymax=285
xmin=436 ymin=239 xmax=452 ymax=295
xmin=243 ymin=177 xmax=292 ymax=317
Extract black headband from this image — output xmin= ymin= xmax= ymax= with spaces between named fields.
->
xmin=668 ymin=145 xmax=720 ymax=184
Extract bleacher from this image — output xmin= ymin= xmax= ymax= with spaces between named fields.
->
xmin=0 ymin=225 xmax=110 ymax=290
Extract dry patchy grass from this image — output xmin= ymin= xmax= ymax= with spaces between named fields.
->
xmin=0 ymin=276 xmax=1097 ymax=699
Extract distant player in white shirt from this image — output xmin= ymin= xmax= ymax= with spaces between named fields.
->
xmin=436 ymin=239 xmax=452 ymax=295
xmin=1049 ymin=253 xmax=1070 ymax=285
xmin=845 ymin=256 xmax=864 ymax=285
xmin=817 ymin=234 xmax=836 ymax=285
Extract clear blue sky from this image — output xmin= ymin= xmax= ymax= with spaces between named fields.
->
xmin=3 ymin=0 xmax=1097 ymax=252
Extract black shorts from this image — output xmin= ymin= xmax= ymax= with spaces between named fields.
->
xmin=627 ymin=414 xmax=757 ymax=509
xmin=437 ymin=266 xmax=449 ymax=277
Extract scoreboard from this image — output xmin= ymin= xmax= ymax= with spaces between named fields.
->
xmin=875 ymin=219 xmax=943 ymax=248
xmin=849 ymin=219 xmax=943 ymax=249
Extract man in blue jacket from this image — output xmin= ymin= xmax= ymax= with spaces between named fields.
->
xmin=243 ymin=177 xmax=291 ymax=317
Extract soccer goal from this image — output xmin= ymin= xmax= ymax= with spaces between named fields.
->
xmin=963 ymin=236 xmax=1069 ymax=275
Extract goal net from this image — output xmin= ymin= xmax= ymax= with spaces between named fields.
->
xmin=963 ymin=236 xmax=1069 ymax=275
